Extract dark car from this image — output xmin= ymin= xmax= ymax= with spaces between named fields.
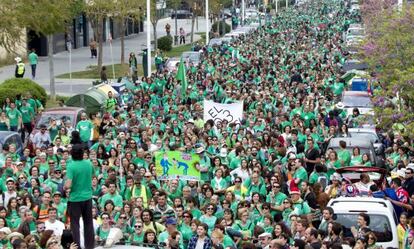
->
xmin=29 ymin=107 xmax=85 ymax=141
xmin=0 ymin=131 xmax=23 ymax=155
xmin=171 ymin=10 xmax=193 ymax=19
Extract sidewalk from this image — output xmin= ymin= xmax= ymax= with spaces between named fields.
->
xmin=0 ymin=17 xmax=210 ymax=96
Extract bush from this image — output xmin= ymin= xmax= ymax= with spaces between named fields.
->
xmin=157 ymin=35 xmax=173 ymax=51
xmin=212 ymin=21 xmax=231 ymax=36
xmin=0 ymin=78 xmax=47 ymax=106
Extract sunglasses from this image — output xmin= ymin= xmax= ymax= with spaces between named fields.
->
xmin=273 ymin=185 xmax=280 ymax=188
xmin=119 ymin=216 xmax=126 ymax=219
xmin=135 ymin=225 xmax=142 ymax=228
xmin=207 ymin=207 xmax=214 ymax=210
xmin=183 ymin=215 xmax=191 ymax=218
xmin=283 ymin=201 xmax=290 ymax=204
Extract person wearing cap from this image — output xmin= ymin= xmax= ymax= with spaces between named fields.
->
xmin=1 ymin=178 xmax=17 ymax=207
xmin=325 ymin=173 xmax=342 ymax=199
xmin=259 ymin=232 xmax=272 ymax=249
xmin=51 ymin=191 xmax=66 ymax=220
xmin=14 ymin=57 xmax=25 ymax=78
xmin=194 ymin=143 xmax=212 ymax=182
xmin=158 ymin=217 xmax=184 ymax=248
xmin=289 ymin=181 xmax=311 ymax=216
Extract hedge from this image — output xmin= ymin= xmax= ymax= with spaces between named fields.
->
xmin=0 ymin=78 xmax=47 ymax=106
xmin=157 ymin=35 xmax=173 ymax=51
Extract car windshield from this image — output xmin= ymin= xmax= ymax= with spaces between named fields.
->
xmin=348 ymin=29 xmax=364 ymax=36
xmin=36 ymin=113 xmax=73 ymax=128
xmin=330 ymin=146 xmax=374 ymax=162
xmin=349 ymin=132 xmax=378 ymax=143
xmin=343 ymin=95 xmax=373 ymax=108
xmin=340 ymin=171 xmax=382 ymax=182
xmin=335 ymin=213 xmax=393 ymax=242
xmin=182 ymin=53 xmax=200 ymax=63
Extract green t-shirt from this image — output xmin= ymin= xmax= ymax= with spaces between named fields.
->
xmin=6 ymin=108 xmax=21 ymax=127
xmin=76 ymin=120 xmax=93 ymax=142
xmin=20 ymin=105 xmax=35 ymax=124
xmin=338 ymin=149 xmax=351 ymax=166
xmin=66 ymin=159 xmax=94 ymax=202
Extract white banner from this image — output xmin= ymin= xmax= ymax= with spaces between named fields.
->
xmin=203 ymin=100 xmax=243 ymax=125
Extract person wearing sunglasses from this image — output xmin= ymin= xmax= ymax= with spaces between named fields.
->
xmin=129 ymin=222 xmax=145 ymax=245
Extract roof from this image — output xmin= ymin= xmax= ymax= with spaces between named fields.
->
xmin=43 ymin=107 xmax=85 ymax=113
xmin=343 ymin=91 xmax=370 ymax=97
xmin=328 ymin=137 xmax=373 ymax=148
xmin=328 ymin=197 xmax=393 ymax=212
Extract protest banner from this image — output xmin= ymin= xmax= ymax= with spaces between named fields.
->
xmin=155 ymin=151 xmax=201 ymax=181
xmin=203 ymin=100 xmax=243 ymax=125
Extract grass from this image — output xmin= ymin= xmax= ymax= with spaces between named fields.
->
xmin=56 ymin=42 xmax=193 ymax=79
xmin=45 ymin=95 xmax=70 ymax=108
xmin=56 ymin=64 xmax=155 ymax=79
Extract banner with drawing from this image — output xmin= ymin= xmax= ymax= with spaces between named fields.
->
xmin=155 ymin=151 xmax=201 ymax=181
xmin=203 ymin=100 xmax=243 ymax=125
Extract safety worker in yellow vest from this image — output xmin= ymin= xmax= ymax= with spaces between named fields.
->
xmin=15 ymin=57 xmax=25 ymax=78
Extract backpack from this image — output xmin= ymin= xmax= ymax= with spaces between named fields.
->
xmin=317 ymin=173 xmax=328 ymax=190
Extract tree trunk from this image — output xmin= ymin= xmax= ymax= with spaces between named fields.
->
xmin=191 ymin=12 xmax=196 ymax=43
xmin=175 ymin=8 xmax=178 ymax=45
xmin=120 ymin=19 xmax=126 ymax=65
xmin=97 ymin=16 xmax=104 ymax=74
xmin=152 ymin=22 xmax=158 ymax=51
xmin=48 ymin=34 xmax=56 ymax=100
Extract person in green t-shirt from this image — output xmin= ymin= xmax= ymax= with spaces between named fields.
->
xmin=64 ymin=144 xmax=95 ymax=249
xmin=28 ymin=49 xmax=38 ymax=79
xmin=337 ymin=140 xmax=351 ymax=167
xmin=76 ymin=113 xmax=94 ymax=144
xmin=6 ymin=102 xmax=21 ymax=132
xmin=19 ymin=98 xmax=35 ymax=142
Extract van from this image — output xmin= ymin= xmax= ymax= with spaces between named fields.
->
xmin=327 ymin=197 xmax=398 ymax=249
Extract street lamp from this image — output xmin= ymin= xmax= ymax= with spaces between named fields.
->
xmin=206 ymin=0 xmax=209 ymax=45
xmin=146 ymin=0 xmax=151 ymax=76
xmin=242 ymin=0 xmax=245 ymax=26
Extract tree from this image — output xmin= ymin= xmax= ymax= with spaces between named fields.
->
xmin=0 ymin=0 xmax=26 ymax=54
xmin=360 ymin=2 xmax=414 ymax=138
xmin=85 ymin=0 xmax=113 ymax=76
xmin=151 ymin=0 xmax=167 ymax=51
xmin=167 ymin=0 xmax=181 ymax=45
xmin=15 ymin=0 xmax=82 ymax=100
xmin=112 ymin=0 xmax=144 ymax=65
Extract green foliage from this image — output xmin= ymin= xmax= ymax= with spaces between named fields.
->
xmin=0 ymin=78 xmax=47 ymax=106
xmin=212 ymin=21 xmax=231 ymax=35
xmin=158 ymin=35 xmax=173 ymax=51
xmin=360 ymin=4 xmax=414 ymax=138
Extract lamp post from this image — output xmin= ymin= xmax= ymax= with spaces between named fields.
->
xmin=146 ymin=0 xmax=151 ymax=76
xmin=286 ymin=0 xmax=288 ymax=8
xmin=206 ymin=0 xmax=209 ymax=45
xmin=242 ymin=0 xmax=245 ymax=26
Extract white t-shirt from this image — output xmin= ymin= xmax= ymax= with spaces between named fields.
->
xmin=45 ymin=219 xmax=65 ymax=236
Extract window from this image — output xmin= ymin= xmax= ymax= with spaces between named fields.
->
xmin=335 ymin=213 xmax=393 ymax=242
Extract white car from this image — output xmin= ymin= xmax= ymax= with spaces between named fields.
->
xmin=328 ymin=197 xmax=398 ymax=249
xmin=346 ymin=27 xmax=365 ymax=47
xmin=341 ymin=91 xmax=373 ymax=117
xmin=348 ymin=127 xmax=384 ymax=156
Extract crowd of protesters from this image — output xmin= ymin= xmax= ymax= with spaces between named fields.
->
xmin=1 ymin=1 xmax=414 ymax=249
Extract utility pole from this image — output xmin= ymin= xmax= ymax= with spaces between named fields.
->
xmin=206 ymin=0 xmax=209 ymax=44
xmin=146 ymin=0 xmax=151 ymax=76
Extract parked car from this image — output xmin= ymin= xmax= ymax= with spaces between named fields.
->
xmin=348 ymin=127 xmax=384 ymax=156
xmin=171 ymin=10 xmax=192 ymax=19
xmin=165 ymin=57 xmax=181 ymax=72
xmin=327 ymin=196 xmax=398 ymax=249
xmin=327 ymin=137 xmax=384 ymax=167
xmin=30 ymin=107 xmax=85 ymax=139
xmin=0 ymin=131 xmax=23 ymax=155
xmin=341 ymin=91 xmax=373 ymax=117
xmin=342 ymin=59 xmax=368 ymax=71
xmin=181 ymin=51 xmax=202 ymax=66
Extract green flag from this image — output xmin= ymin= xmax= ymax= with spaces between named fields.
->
xmin=176 ymin=58 xmax=187 ymax=96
